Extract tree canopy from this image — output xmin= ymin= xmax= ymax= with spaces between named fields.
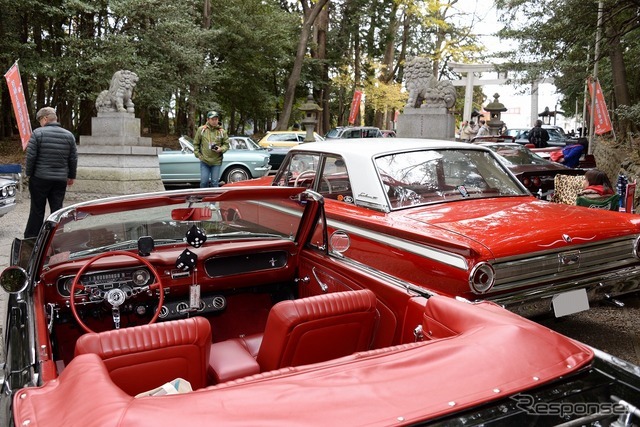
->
xmin=8 ymin=0 xmax=597 ymax=141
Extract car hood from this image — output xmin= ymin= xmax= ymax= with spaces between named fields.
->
xmin=401 ymin=197 xmax=640 ymax=259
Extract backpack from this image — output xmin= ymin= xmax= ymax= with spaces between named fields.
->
xmin=531 ymin=127 xmax=544 ymax=148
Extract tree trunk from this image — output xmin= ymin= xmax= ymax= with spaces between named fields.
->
xmin=276 ymin=0 xmax=329 ymax=131
xmin=606 ymin=24 xmax=632 ymax=134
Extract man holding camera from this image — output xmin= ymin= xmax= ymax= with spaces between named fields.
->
xmin=194 ymin=111 xmax=230 ymax=187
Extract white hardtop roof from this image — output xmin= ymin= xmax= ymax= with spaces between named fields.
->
xmin=293 ymin=138 xmax=488 ymax=156
xmin=288 ymin=139 xmax=493 ymax=212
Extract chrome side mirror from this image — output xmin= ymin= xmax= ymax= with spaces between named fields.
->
xmin=0 ymin=266 xmax=29 ymax=294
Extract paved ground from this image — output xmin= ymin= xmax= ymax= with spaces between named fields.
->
xmin=1 ymin=194 xmax=639 ymax=367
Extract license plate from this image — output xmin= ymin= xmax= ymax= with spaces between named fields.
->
xmin=552 ymin=288 xmax=589 ymax=317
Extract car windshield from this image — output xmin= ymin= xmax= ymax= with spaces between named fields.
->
xmin=483 ymin=144 xmax=549 ymax=166
xmin=43 ymin=190 xmax=308 ymax=267
xmin=374 ymin=149 xmax=526 ymax=209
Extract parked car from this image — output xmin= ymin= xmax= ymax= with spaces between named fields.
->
xmin=0 ymin=176 xmax=17 ymax=217
xmin=506 ymin=125 xmax=571 ymax=147
xmin=324 ymin=126 xmax=383 ymax=139
xmin=230 ymin=139 xmax=640 ymax=318
xmin=381 ymin=129 xmax=396 ymax=137
xmin=474 ymin=141 xmax=583 ymax=199
xmin=3 ymin=186 xmax=640 ymax=426
xmin=257 ymin=130 xmax=324 ymax=148
xmin=229 ymin=135 xmax=289 ymax=172
xmin=158 ymin=136 xmax=271 ymax=186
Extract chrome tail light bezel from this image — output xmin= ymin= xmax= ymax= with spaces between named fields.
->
xmin=469 ymin=262 xmax=496 ymax=294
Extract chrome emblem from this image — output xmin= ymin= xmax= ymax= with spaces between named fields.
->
xmin=562 ymin=234 xmax=572 ymax=243
xmin=558 ymin=250 xmax=581 ymax=270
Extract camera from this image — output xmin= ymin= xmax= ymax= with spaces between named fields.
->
xmin=212 ymin=144 xmax=219 ymax=150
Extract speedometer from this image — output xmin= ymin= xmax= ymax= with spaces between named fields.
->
xmin=132 ymin=269 xmax=151 ymax=286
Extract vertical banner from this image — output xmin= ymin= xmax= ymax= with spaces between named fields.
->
xmin=587 ymin=77 xmax=612 ymax=135
xmin=4 ymin=62 xmax=32 ymax=149
xmin=348 ymin=90 xmax=362 ymax=125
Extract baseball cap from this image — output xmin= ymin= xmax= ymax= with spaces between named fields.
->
xmin=207 ymin=111 xmax=220 ymax=119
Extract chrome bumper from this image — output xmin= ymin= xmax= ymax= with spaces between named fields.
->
xmin=486 ymin=266 xmax=640 ymax=317
xmin=0 ymin=199 xmax=16 ymax=217
xmin=254 ymin=165 xmax=272 ymax=177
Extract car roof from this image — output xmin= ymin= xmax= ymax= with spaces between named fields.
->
xmin=292 ymin=138 xmax=482 ymax=155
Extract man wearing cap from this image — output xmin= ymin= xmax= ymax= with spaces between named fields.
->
xmin=193 ymin=111 xmax=230 ymax=188
xmin=24 ymin=107 xmax=78 ymax=238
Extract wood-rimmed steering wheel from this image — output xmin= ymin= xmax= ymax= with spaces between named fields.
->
xmin=69 ymin=251 xmax=164 ymax=334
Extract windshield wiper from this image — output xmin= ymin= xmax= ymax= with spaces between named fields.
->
xmin=208 ymin=231 xmax=285 ymax=239
xmin=70 ymin=238 xmax=183 ymax=258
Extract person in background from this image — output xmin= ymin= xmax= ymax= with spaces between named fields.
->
xmin=458 ymin=121 xmax=469 ymax=140
xmin=462 ymin=121 xmax=478 ymax=141
xmin=528 ymin=120 xmax=549 ymax=148
xmin=24 ymin=107 xmax=78 ymax=238
xmin=579 ymin=169 xmax=615 ymax=199
xmin=292 ymin=123 xmax=301 ymax=131
xmin=193 ymin=111 xmax=230 ymax=188
xmin=476 ymin=119 xmax=490 ymax=137
xmin=560 ymin=140 xmax=585 ymax=168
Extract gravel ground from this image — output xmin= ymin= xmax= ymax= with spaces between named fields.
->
xmin=1 ymin=193 xmax=639 ymax=367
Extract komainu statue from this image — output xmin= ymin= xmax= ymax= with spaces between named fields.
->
xmin=95 ymin=70 xmax=139 ymax=113
xmin=404 ymin=57 xmax=456 ymax=109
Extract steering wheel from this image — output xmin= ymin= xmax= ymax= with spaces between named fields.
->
xmin=294 ymin=170 xmax=332 ymax=193
xmin=70 ymin=251 xmax=164 ymax=334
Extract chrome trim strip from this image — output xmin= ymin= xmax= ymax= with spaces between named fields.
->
xmin=327 ymin=218 xmax=469 ymax=270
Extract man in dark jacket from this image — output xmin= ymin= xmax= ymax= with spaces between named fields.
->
xmin=24 ymin=107 xmax=78 ymax=238
xmin=528 ymin=120 xmax=550 ymax=148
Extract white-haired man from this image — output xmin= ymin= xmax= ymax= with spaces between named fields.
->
xmin=24 ymin=107 xmax=78 ymax=238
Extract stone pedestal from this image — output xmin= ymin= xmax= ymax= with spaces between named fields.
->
xmin=69 ymin=112 xmax=164 ymax=199
xmin=396 ymin=107 xmax=456 ymax=140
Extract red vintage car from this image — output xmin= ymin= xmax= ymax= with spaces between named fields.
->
xmin=231 ymin=139 xmax=640 ymax=318
xmin=2 ymin=186 xmax=640 ymax=426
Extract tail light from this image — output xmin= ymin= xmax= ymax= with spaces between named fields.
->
xmin=469 ymin=262 xmax=495 ymax=294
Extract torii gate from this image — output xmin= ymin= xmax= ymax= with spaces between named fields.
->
xmin=448 ymin=62 xmax=553 ymax=126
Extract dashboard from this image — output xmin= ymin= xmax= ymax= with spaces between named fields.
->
xmin=43 ymin=240 xmax=299 ymax=324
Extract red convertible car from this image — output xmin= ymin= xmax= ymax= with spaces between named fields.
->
xmin=231 ymin=139 xmax=640 ymax=318
xmin=1 ymin=186 xmax=639 ymax=426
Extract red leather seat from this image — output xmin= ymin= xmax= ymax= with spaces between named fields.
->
xmin=75 ymin=317 xmax=211 ymax=396
xmin=209 ymin=290 xmax=378 ymax=382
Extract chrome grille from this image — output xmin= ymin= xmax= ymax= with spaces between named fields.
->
xmin=490 ymin=235 xmax=640 ymax=292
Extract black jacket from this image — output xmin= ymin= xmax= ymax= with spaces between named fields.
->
xmin=528 ymin=126 xmax=550 ymax=148
xmin=25 ymin=122 xmax=78 ymax=182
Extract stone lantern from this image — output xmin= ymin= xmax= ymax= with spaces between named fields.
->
xmin=299 ymin=93 xmax=323 ymax=142
xmin=484 ymin=93 xmax=507 ymax=135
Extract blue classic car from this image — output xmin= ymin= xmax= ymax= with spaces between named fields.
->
xmin=158 ymin=136 xmax=271 ymax=186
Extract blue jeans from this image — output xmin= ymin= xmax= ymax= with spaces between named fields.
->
xmin=200 ymin=162 xmax=222 ymax=188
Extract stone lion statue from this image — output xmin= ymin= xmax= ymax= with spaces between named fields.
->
xmin=95 ymin=70 xmax=139 ymax=113
xmin=404 ymin=57 xmax=456 ymax=109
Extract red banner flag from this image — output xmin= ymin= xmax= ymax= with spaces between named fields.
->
xmin=4 ymin=62 xmax=32 ymax=149
xmin=348 ymin=90 xmax=362 ymax=125
xmin=587 ymin=78 xmax=612 ymax=135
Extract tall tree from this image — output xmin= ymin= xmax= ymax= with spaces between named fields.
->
xmin=276 ymin=0 xmax=329 ymax=131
